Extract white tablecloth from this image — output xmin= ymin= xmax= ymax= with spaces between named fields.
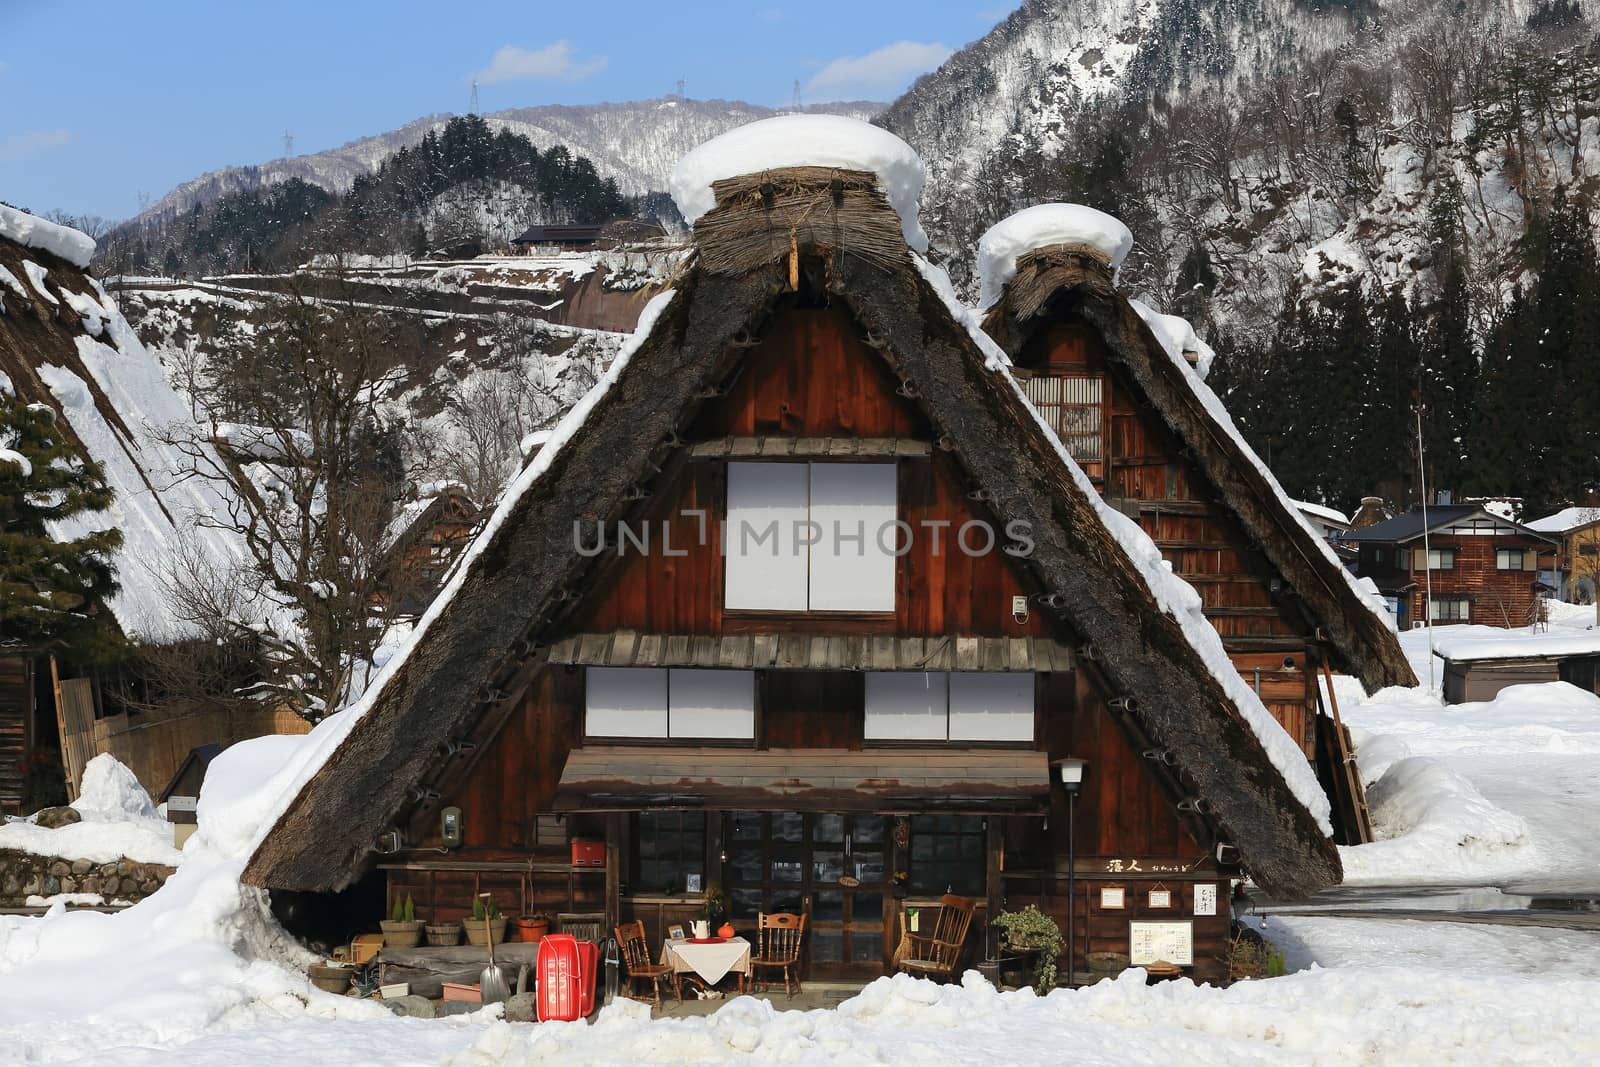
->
xmin=661 ymin=937 xmax=751 ymax=985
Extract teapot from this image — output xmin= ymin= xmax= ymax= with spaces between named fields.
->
xmin=692 ymin=920 xmax=710 ymax=939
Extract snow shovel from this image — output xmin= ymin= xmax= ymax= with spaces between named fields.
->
xmin=478 ymin=894 xmax=510 ymax=1005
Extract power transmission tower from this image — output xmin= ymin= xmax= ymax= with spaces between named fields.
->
xmin=793 ymin=79 xmax=802 ymax=109
xmin=675 ymin=78 xmax=686 ymax=101
xmin=282 ymin=130 xmax=294 ymax=158
xmin=470 ymin=80 xmax=480 ymax=115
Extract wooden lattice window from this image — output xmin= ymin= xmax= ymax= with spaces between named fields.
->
xmin=1024 ymin=375 xmax=1103 ymax=462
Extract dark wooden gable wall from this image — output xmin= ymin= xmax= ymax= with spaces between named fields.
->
xmin=1019 ymin=320 xmax=1320 ymax=753
xmin=568 ymin=300 xmax=1049 ymax=640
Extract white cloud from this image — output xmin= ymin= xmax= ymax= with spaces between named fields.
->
xmin=0 ymin=129 xmax=70 ymax=162
xmin=805 ymin=41 xmax=952 ymax=99
xmin=476 ymin=41 xmax=607 ymax=85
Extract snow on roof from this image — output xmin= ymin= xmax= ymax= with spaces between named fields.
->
xmin=1528 ymin=506 xmax=1600 ymax=534
xmin=977 ymin=204 xmax=1134 ymax=309
xmin=0 ymin=204 xmax=96 ymax=268
xmin=1295 ymin=499 xmax=1351 ymax=526
xmin=33 ymin=284 xmax=259 ymax=643
xmin=225 ymin=288 xmax=678 ymax=863
xmin=1431 ymin=624 xmax=1600 ymax=663
xmin=1129 ymin=298 xmax=1216 ymax=379
xmin=668 ymin=115 xmax=928 ymax=253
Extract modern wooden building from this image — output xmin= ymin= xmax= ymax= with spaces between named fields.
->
xmin=244 ymin=166 xmax=1347 ymax=987
xmin=1345 ymin=505 xmax=1558 ymax=628
xmin=978 ymin=243 xmax=1415 ymax=775
xmin=1527 ymin=506 xmax=1600 ymax=604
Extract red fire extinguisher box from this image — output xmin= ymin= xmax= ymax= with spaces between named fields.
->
xmin=570 ymin=839 xmax=606 ymax=867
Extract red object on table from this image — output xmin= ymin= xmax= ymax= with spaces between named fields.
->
xmin=686 ymin=936 xmax=726 ymax=944
xmin=537 ymin=934 xmax=599 ymax=1021
xmin=570 ymin=839 xmax=606 ymax=867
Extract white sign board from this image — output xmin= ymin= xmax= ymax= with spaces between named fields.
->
xmin=167 ymin=795 xmax=198 ymax=813
xmin=1193 ymin=883 xmax=1218 ymax=916
xmin=1129 ymin=921 xmax=1194 ymax=966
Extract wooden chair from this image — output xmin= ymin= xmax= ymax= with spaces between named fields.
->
xmin=748 ymin=912 xmax=806 ymax=997
xmin=614 ymin=921 xmax=678 ymax=1006
xmin=895 ymin=895 xmax=976 ymax=983
xmin=557 ymin=912 xmax=605 ymax=942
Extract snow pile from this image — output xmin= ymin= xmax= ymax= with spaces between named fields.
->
xmin=72 ymin=753 xmax=162 ymax=823
xmin=1130 ymin=297 xmax=1217 ymax=379
xmin=22 ymin=260 xmax=58 ymax=305
xmin=976 ymin=204 xmax=1134 ymax=308
xmin=0 ymin=756 xmax=182 ymax=866
xmin=0 ymin=264 xmax=26 ymax=312
xmin=1340 ymin=738 xmax=1533 ymax=887
xmin=0 ymin=204 xmax=96 ymax=268
xmin=669 ymin=115 xmax=929 ymax=253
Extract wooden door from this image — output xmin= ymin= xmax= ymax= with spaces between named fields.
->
xmin=723 ymin=812 xmax=890 ymax=980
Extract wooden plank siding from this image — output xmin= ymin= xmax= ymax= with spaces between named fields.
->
xmin=1019 ymin=321 xmax=1320 ymax=754
xmin=0 ymin=655 xmax=31 ymax=813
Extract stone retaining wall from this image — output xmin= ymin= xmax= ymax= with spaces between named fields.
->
xmin=0 ymin=849 xmax=174 ymax=905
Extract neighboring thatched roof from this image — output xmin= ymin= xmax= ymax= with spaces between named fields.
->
xmin=242 ymin=172 xmax=1341 ymax=899
xmin=982 ymin=246 xmax=1418 ymax=694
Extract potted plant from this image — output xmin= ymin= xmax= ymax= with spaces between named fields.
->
xmin=992 ymin=905 xmax=1064 ymax=994
xmin=425 ymin=917 xmax=463 ymax=947
xmin=380 ymin=893 xmax=423 ymax=949
xmin=464 ymin=893 xmax=507 ymax=947
xmin=511 ymin=911 xmax=552 ymax=943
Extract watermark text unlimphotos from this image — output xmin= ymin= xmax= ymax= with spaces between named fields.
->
xmin=574 ymin=510 xmax=1035 ymax=558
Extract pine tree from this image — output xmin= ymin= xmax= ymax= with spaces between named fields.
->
xmin=0 ymin=394 xmax=123 ymax=658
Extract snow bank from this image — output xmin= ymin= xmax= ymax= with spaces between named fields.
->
xmin=1130 ymin=297 xmax=1216 ymax=379
xmin=1340 ymin=743 xmax=1533 ymax=887
xmin=669 ymin=115 xmax=928 ymax=253
xmin=0 ymin=756 xmax=181 ymax=867
xmin=977 ymin=204 xmax=1134 ymax=308
xmin=0 ymin=204 xmax=96 ymax=268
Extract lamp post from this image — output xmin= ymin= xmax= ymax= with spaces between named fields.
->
xmin=1053 ymin=756 xmax=1087 ymax=988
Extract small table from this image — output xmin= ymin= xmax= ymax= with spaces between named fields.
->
xmin=661 ymin=937 xmax=752 ymax=994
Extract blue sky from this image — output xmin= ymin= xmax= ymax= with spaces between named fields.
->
xmin=0 ymin=1 xmax=1013 ymax=220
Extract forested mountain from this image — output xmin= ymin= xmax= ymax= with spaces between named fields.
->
xmin=880 ymin=0 xmax=1600 ymax=514
xmin=102 ymin=116 xmax=634 ymax=277
xmin=128 ymin=98 xmax=883 ymax=228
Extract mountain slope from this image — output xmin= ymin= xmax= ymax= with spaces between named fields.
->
xmin=135 ymin=98 xmax=883 ymax=227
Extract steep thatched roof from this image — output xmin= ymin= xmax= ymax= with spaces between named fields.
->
xmin=242 ymin=175 xmax=1340 ymax=899
xmin=982 ymin=246 xmax=1418 ymax=694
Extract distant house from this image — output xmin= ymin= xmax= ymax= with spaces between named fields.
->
xmin=1344 ymin=504 xmax=1559 ymax=629
xmin=1527 ymin=506 xmax=1600 ymax=604
xmin=375 ymin=484 xmax=481 ymax=617
xmin=1294 ymin=500 xmax=1350 ymax=541
xmin=510 ymin=218 xmax=667 ymax=254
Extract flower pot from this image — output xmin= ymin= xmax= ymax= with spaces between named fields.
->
xmin=976 ymin=960 xmax=1003 ymax=986
xmin=307 ymin=963 xmax=352 ymax=994
xmin=380 ymin=919 xmax=424 ymax=949
xmin=425 ymin=922 xmax=463 ymax=947
xmin=464 ymin=916 xmax=508 ymax=947
xmin=510 ymin=917 xmax=549 ymax=943
xmin=1085 ymin=952 xmax=1130 ymax=981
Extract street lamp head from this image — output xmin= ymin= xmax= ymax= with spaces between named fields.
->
xmin=1053 ymin=756 xmax=1087 ymax=794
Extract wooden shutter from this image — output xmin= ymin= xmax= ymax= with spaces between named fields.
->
xmin=1412 ymin=547 xmax=1428 ymax=569
xmin=1524 ymin=549 xmax=1539 ymax=571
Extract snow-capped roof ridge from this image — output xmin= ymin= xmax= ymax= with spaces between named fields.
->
xmin=977 ymin=203 xmax=1134 ymax=309
xmin=0 ymin=204 xmax=97 ymax=269
xmin=668 ymin=114 xmax=929 ymax=252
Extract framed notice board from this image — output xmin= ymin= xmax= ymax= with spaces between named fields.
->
xmin=1128 ymin=920 xmax=1194 ymax=966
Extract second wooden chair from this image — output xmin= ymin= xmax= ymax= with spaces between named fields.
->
xmin=614 ymin=920 xmax=679 ymax=1006
xmin=748 ymin=912 xmax=806 ymax=997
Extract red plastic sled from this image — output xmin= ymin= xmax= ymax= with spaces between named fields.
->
xmin=536 ymin=934 xmax=598 ymax=1021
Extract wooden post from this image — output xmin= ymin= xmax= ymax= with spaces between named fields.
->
xmin=985 ymin=817 xmax=1003 ymax=961
xmin=604 ymin=814 xmax=622 ymax=931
